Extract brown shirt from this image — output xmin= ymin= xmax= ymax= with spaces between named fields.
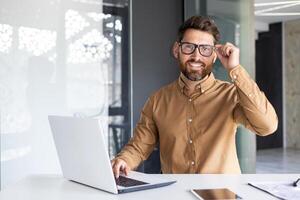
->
xmin=116 ymin=65 xmax=278 ymax=174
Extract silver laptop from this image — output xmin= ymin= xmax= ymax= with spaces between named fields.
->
xmin=48 ymin=115 xmax=176 ymax=194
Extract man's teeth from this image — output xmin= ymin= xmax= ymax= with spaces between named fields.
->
xmin=189 ymin=63 xmax=203 ymax=68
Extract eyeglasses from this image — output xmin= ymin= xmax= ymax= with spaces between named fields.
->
xmin=179 ymin=42 xmax=215 ymax=57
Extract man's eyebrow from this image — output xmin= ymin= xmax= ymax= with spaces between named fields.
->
xmin=181 ymin=41 xmax=214 ymax=45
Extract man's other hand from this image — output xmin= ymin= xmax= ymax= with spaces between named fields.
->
xmin=215 ymin=42 xmax=240 ymax=70
xmin=111 ymin=158 xmax=130 ymax=178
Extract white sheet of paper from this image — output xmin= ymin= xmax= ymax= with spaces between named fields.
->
xmin=249 ymin=181 xmax=300 ymax=200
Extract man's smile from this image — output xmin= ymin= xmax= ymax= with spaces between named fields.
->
xmin=187 ymin=61 xmax=205 ymax=70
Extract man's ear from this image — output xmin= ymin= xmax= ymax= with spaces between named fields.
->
xmin=172 ymin=42 xmax=179 ymax=59
xmin=213 ymin=53 xmax=217 ymax=63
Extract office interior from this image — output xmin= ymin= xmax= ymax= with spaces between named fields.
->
xmin=0 ymin=0 xmax=300 ymax=189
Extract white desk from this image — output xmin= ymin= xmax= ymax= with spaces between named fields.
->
xmin=0 ymin=174 xmax=299 ymax=200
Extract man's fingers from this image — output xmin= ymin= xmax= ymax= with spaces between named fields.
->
xmin=124 ymin=165 xmax=129 ymax=176
xmin=215 ymin=43 xmax=236 ymax=57
xmin=215 ymin=46 xmax=225 ymax=59
xmin=215 ymin=44 xmax=226 ymax=57
xmin=225 ymin=46 xmax=233 ymax=56
xmin=215 ymin=44 xmax=222 ymax=48
xmin=119 ymin=163 xmax=129 ymax=176
xmin=111 ymin=159 xmax=130 ymax=178
xmin=215 ymin=43 xmax=240 ymax=69
xmin=113 ymin=161 xmax=122 ymax=178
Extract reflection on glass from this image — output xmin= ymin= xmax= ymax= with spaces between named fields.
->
xmin=87 ymin=12 xmax=111 ymax=21
xmin=72 ymin=0 xmax=129 ymax=7
xmin=0 ymin=0 xmax=130 ymax=187
xmin=65 ymin=9 xmax=90 ymax=39
xmin=18 ymin=27 xmax=56 ymax=56
xmin=1 ymin=109 xmax=31 ymax=134
xmin=114 ymin=19 xmax=122 ymax=31
xmin=67 ymin=29 xmax=113 ymax=63
xmin=0 ymin=24 xmax=13 ymax=53
xmin=1 ymin=146 xmax=31 ymax=162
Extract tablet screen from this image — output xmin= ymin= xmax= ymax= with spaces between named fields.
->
xmin=191 ymin=188 xmax=242 ymax=200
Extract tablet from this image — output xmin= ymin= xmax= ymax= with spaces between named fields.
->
xmin=191 ymin=188 xmax=242 ymax=200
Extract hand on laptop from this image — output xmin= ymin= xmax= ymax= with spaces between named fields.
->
xmin=111 ymin=158 xmax=130 ymax=178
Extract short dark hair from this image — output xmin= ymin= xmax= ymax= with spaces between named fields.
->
xmin=177 ymin=16 xmax=220 ymax=44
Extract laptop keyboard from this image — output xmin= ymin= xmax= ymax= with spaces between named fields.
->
xmin=115 ymin=176 xmax=148 ymax=187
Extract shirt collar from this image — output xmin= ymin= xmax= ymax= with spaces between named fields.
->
xmin=178 ymin=72 xmax=216 ymax=94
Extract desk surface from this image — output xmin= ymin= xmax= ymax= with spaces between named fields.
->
xmin=1 ymin=174 xmax=299 ymax=200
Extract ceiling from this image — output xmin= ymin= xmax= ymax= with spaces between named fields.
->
xmin=255 ymin=0 xmax=300 ymax=24
xmin=207 ymin=0 xmax=300 ymax=33
xmin=255 ymin=0 xmax=300 ymax=33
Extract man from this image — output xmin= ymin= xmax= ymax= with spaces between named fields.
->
xmin=112 ymin=16 xmax=278 ymax=178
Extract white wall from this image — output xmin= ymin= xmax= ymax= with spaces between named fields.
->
xmin=0 ymin=0 xmax=114 ymax=187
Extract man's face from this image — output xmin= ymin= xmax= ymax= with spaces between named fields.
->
xmin=173 ymin=29 xmax=216 ymax=81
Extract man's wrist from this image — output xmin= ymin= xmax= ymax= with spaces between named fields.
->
xmin=228 ymin=64 xmax=240 ymax=73
xmin=228 ymin=64 xmax=242 ymax=82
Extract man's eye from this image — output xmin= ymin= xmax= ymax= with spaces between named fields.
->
xmin=202 ymin=46 xmax=211 ymax=51
xmin=184 ymin=45 xmax=194 ymax=49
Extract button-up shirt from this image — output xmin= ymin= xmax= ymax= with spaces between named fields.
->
xmin=116 ymin=65 xmax=278 ymax=174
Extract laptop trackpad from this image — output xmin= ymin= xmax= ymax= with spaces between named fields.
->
xmin=116 ymin=176 xmax=148 ymax=187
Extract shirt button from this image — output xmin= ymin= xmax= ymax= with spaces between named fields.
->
xmin=191 ymin=161 xmax=195 ymax=165
xmin=189 ymin=98 xmax=192 ymax=102
xmin=189 ymin=139 xmax=193 ymax=144
xmin=201 ymin=89 xmax=205 ymax=93
xmin=188 ymin=118 xmax=192 ymax=123
xmin=248 ymin=93 xmax=252 ymax=97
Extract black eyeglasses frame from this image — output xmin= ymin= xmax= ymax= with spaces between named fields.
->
xmin=179 ymin=42 xmax=216 ymax=57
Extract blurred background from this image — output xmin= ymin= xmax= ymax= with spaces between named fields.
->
xmin=1 ymin=0 xmax=300 ymax=189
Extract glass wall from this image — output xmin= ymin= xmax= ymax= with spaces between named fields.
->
xmin=0 ymin=0 xmax=131 ymax=187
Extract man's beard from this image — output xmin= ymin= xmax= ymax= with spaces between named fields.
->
xmin=183 ymin=69 xmax=204 ymax=81
xmin=180 ymin=59 xmax=213 ymax=81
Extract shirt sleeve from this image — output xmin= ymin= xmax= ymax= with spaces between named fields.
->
xmin=231 ymin=65 xmax=278 ymax=136
xmin=114 ymin=95 xmax=159 ymax=169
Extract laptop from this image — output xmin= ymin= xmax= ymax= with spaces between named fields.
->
xmin=48 ymin=115 xmax=176 ymax=194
